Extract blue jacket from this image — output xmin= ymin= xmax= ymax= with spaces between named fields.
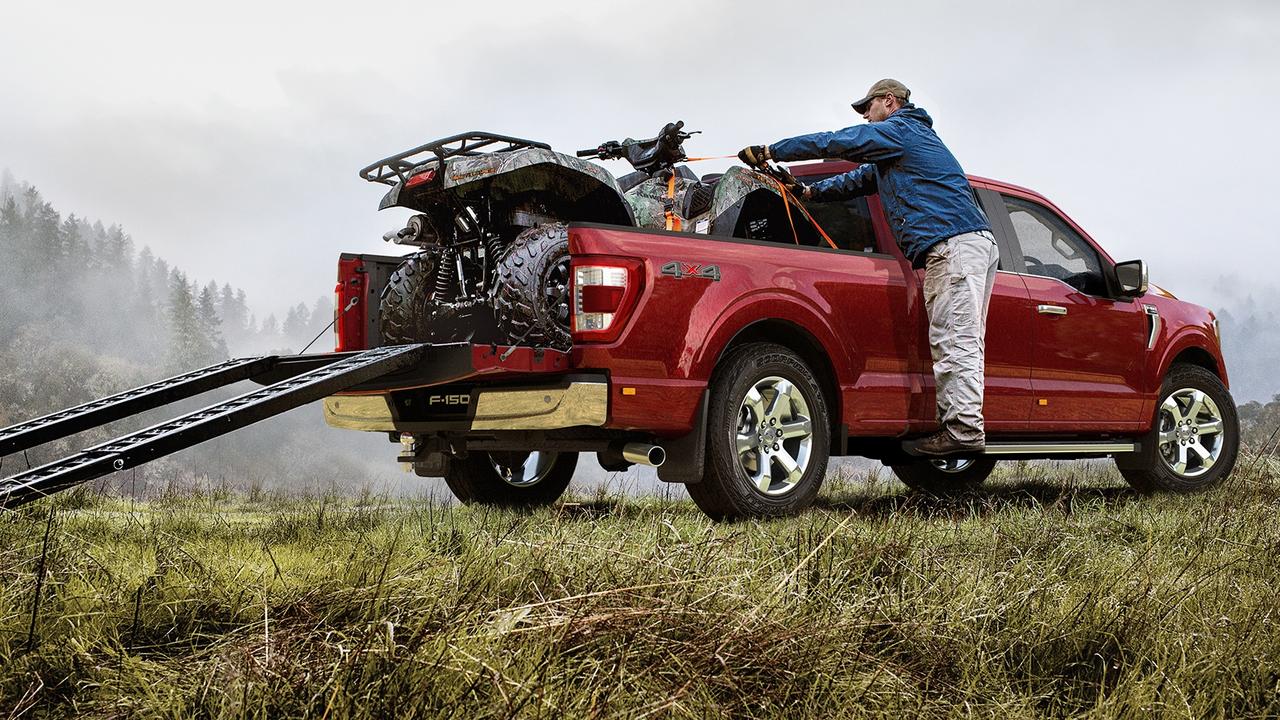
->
xmin=769 ymin=105 xmax=989 ymax=266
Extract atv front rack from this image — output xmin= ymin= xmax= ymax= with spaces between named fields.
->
xmin=0 ymin=344 xmax=428 ymax=510
xmin=359 ymin=131 xmax=552 ymax=186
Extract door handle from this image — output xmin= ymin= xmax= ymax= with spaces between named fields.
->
xmin=1037 ymin=304 xmax=1067 ymax=316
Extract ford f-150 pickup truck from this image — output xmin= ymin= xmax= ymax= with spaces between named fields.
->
xmin=326 ymin=143 xmax=1237 ymax=520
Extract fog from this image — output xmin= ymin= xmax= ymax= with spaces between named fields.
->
xmin=1 ymin=1 xmax=1277 ymax=313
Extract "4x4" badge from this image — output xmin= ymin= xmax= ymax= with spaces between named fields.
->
xmin=660 ymin=262 xmax=721 ymax=281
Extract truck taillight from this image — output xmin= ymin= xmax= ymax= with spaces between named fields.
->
xmin=571 ymin=258 xmax=643 ymax=342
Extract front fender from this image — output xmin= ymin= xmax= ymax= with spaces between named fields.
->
xmin=1154 ymin=328 xmax=1227 ymax=391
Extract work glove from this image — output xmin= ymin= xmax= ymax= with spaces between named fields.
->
xmin=775 ymin=167 xmax=811 ymax=199
xmin=738 ymin=145 xmax=771 ymax=168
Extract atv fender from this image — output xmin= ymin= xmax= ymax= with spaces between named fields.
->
xmin=707 ymin=166 xmax=787 ymax=236
xmin=380 ymin=149 xmax=635 ymax=226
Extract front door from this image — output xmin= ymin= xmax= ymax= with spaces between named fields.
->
xmin=994 ymin=193 xmax=1147 ymax=431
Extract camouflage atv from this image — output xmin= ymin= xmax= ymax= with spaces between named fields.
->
xmin=360 ymin=122 xmax=812 ymax=350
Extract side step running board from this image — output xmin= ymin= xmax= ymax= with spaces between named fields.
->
xmin=982 ymin=441 xmax=1138 ymax=456
xmin=903 ymin=440 xmax=1139 ymax=458
xmin=0 ymin=344 xmax=427 ymax=510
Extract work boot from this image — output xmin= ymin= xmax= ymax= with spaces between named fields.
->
xmin=910 ymin=429 xmax=984 ymax=457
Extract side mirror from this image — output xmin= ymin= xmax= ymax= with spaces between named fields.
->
xmin=1113 ymin=259 xmax=1148 ymax=298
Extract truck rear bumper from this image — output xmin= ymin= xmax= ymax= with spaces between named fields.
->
xmin=323 ymin=378 xmax=608 ymax=432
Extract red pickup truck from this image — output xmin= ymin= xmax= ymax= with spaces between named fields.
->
xmin=328 ymin=150 xmax=1237 ymax=520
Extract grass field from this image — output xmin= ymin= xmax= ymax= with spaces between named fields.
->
xmin=2 ymin=457 xmax=1280 ymax=719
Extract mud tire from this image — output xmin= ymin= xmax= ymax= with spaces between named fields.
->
xmin=493 ymin=223 xmax=571 ymax=350
xmin=1116 ymin=364 xmax=1238 ymax=493
xmin=687 ymin=343 xmax=830 ymax=521
xmin=379 ymin=252 xmax=435 ymax=346
xmin=444 ymin=451 xmax=576 ymax=507
xmin=889 ymin=457 xmax=996 ymax=495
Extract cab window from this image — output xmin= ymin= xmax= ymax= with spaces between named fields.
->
xmin=793 ymin=172 xmax=879 ymax=253
xmin=1001 ymin=195 xmax=1106 ymax=295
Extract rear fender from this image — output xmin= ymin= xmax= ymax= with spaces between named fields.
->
xmin=691 ymin=292 xmax=852 ymax=385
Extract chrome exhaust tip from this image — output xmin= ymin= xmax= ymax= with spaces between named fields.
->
xmin=621 ymin=442 xmax=665 ymax=467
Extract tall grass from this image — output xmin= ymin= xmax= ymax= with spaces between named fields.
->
xmin=2 ymin=458 xmax=1279 ymax=718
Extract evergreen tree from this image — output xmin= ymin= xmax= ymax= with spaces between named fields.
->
xmin=0 ymin=196 xmax=25 ymax=334
xmin=197 ymin=283 xmax=229 ymax=361
xmin=282 ymin=302 xmax=310 ymax=344
xmin=165 ymin=271 xmax=205 ymax=372
xmin=0 ymin=168 xmax=15 ymax=203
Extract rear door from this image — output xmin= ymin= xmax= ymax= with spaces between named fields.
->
xmin=787 ymin=166 xmax=1035 ymax=434
xmin=988 ymin=191 xmax=1147 ymax=430
xmin=966 ymin=186 xmax=1036 ymax=433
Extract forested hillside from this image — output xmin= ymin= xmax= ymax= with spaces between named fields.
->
xmin=0 ymin=171 xmax=403 ymax=493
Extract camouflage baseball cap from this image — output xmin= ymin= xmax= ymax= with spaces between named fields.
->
xmin=851 ymin=79 xmax=910 ymax=113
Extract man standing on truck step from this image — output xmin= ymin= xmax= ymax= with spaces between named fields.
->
xmin=738 ymin=79 xmax=998 ymax=456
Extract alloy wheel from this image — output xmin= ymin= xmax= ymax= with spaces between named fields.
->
xmin=929 ymin=458 xmax=976 ymax=473
xmin=735 ymin=375 xmax=814 ymax=496
xmin=1157 ymin=388 xmax=1225 ymax=478
xmin=488 ymin=451 xmax=558 ymax=487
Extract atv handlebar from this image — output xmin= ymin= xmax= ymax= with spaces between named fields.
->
xmin=577 ymin=140 xmax=625 ymax=159
xmin=577 ymin=121 xmax=698 ymax=173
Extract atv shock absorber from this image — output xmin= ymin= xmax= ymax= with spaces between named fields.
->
xmin=482 ymin=233 xmax=503 ymax=293
xmin=432 ymin=248 xmax=456 ymax=300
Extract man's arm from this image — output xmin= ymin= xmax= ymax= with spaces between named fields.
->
xmin=808 ymin=163 xmax=878 ymax=201
xmin=769 ymin=123 xmax=905 ymax=164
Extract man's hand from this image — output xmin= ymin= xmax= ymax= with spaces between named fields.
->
xmin=738 ymin=145 xmax=771 ymax=168
xmin=775 ymin=167 xmax=811 ymax=199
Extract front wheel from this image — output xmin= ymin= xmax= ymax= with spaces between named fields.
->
xmin=889 ymin=457 xmax=996 ymax=495
xmin=1116 ymin=364 xmax=1239 ymax=493
xmin=687 ymin=343 xmax=830 ymax=520
xmin=444 ymin=451 xmax=576 ymax=507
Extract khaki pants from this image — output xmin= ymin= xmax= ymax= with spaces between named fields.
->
xmin=922 ymin=230 xmax=1000 ymax=443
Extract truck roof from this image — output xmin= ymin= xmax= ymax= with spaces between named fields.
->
xmin=787 ymin=160 xmax=1043 ymax=201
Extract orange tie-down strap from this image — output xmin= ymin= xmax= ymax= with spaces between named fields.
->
xmin=770 ymin=177 xmax=840 ymax=250
xmin=670 ymin=155 xmax=840 ymax=250
xmin=665 ymin=172 xmax=682 ymax=232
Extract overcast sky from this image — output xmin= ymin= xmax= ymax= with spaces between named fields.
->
xmin=2 ymin=0 xmax=1277 ymax=316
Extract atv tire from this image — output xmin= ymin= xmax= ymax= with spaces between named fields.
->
xmin=444 ymin=451 xmax=576 ymax=507
xmin=380 ymin=251 xmax=495 ymax=345
xmin=493 ymin=223 xmax=571 ymax=350
xmin=380 ymin=251 xmax=435 ymax=346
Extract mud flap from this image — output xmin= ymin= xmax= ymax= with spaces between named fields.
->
xmin=657 ymin=390 xmax=708 ymax=484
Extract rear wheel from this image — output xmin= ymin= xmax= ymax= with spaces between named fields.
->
xmin=380 ymin=250 xmax=495 ymax=345
xmin=379 ymin=251 xmax=436 ymax=345
xmin=444 ymin=450 xmax=577 ymax=507
xmin=687 ymin=343 xmax=830 ymax=520
xmin=889 ymin=457 xmax=996 ymax=495
xmin=1116 ymin=364 xmax=1238 ymax=493
xmin=492 ymin=223 xmax=571 ymax=350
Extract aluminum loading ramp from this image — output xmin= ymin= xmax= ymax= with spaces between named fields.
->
xmin=0 ymin=344 xmax=427 ymax=509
